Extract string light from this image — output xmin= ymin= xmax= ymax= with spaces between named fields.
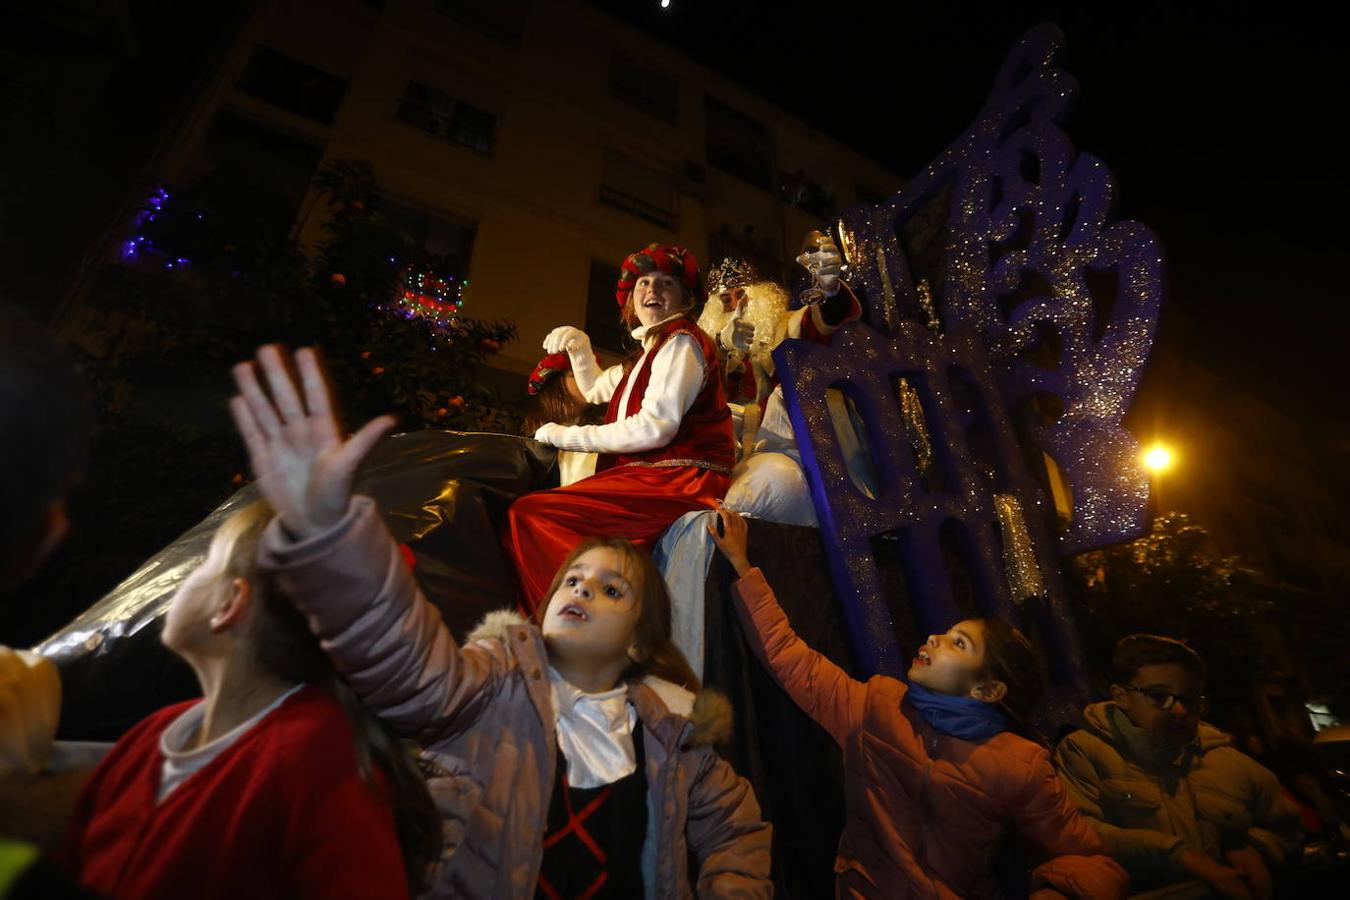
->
xmin=122 ymin=187 xmax=170 ymax=261
xmin=390 ymin=261 xmax=468 ymax=335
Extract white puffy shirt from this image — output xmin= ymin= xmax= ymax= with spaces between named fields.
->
xmin=534 ymin=317 xmax=707 ymax=455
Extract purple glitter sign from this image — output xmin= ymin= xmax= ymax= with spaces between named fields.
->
xmin=777 ymin=324 xmax=1085 ymax=693
xmin=777 ymin=25 xmax=1162 ymax=705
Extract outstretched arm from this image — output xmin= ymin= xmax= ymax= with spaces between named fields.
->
xmin=231 ymin=345 xmax=507 ymax=739
xmin=229 ymin=345 xmax=394 ymax=542
xmin=708 ymin=507 xmax=868 ymax=747
xmin=541 ymin=326 xmax=617 ymax=403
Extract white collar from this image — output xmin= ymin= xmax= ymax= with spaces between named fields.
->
xmin=631 ymin=310 xmax=691 ymax=344
xmin=548 ymin=668 xmax=637 ymax=788
xmin=549 ymin=668 xmax=630 ymax=729
xmin=160 ymin=683 xmax=305 ymax=761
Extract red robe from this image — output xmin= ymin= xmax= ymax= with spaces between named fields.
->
xmin=63 ymin=686 xmax=408 ymax=900
xmin=506 ymin=318 xmax=733 ymax=610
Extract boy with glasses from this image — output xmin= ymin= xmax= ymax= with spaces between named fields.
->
xmin=1056 ymin=634 xmax=1300 ymax=898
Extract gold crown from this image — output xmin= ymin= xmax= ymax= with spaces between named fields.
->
xmin=706 ymin=257 xmax=759 ymax=295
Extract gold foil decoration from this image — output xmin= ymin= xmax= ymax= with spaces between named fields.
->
xmin=916 ymin=277 xmax=942 ymax=334
xmin=834 ymin=218 xmax=861 ymax=268
xmin=994 ymin=493 xmax=1045 ymax=603
xmin=874 ymin=246 xmax=899 ymax=331
xmin=897 ymin=378 xmax=934 ymax=476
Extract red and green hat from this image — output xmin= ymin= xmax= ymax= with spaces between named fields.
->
xmin=527 ymin=352 xmax=571 ymax=396
xmin=527 ymin=350 xmax=604 ymax=396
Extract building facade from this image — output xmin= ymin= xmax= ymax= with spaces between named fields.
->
xmin=135 ymin=0 xmax=901 ymax=378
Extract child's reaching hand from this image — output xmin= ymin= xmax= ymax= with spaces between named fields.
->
xmin=707 ymin=505 xmax=753 ymax=578
xmin=229 ymin=345 xmax=395 ymax=540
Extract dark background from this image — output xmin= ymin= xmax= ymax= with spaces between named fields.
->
xmin=596 ymin=0 xmax=1346 ymax=454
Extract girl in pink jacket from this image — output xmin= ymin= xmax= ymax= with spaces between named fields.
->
xmin=227 ymin=345 xmax=772 ymax=899
xmin=709 ymin=507 xmax=1128 ymax=899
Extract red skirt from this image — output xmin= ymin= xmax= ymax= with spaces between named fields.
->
xmin=504 ymin=464 xmax=730 ymax=612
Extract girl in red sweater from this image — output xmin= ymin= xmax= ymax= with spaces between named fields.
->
xmin=504 ymin=244 xmax=735 ymax=610
xmin=709 ymin=506 xmax=1129 ymax=899
xmin=63 ymin=499 xmax=439 ymax=900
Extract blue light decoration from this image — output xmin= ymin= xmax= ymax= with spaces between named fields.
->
xmin=776 ymin=24 xmax=1163 ymax=721
xmin=121 ymin=187 xmax=170 ymax=262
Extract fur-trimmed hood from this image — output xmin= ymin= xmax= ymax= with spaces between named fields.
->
xmin=467 ymin=609 xmax=732 ymax=747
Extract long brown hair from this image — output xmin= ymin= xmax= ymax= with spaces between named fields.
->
xmin=217 ymin=503 xmax=440 ymax=894
xmin=974 ymin=616 xmax=1046 ymax=732
xmin=521 ymin=375 xmax=606 ymax=435
xmin=532 ymin=535 xmax=699 ymax=692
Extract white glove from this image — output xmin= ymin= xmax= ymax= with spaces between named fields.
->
xmin=543 ymin=325 xmax=589 ymax=355
xmin=813 ymin=242 xmax=844 ymax=296
xmin=721 ymin=317 xmax=754 ymax=354
xmin=798 ymin=237 xmax=845 ymax=296
xmin=533 ymin=422 xmax=565 ymax=446
xmin=542 ymin=326 xmax=601 ymax=395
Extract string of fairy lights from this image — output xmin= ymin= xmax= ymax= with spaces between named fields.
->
xmin=124 ymin=187 xmax=471 ymax=336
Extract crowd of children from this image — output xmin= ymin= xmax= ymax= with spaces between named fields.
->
xmin=0 ymin=242 xmax=1313 ymax=898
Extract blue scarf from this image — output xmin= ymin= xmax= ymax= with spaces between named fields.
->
xmin=905 ymin=682 xmax=1008 ymax=742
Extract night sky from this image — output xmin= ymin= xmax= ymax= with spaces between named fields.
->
xmin=595 ymin=1 xmax=1347 ymax=456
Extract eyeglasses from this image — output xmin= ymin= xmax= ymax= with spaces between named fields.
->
xmin=1122 ymin=684 xmax=1206 ymax=712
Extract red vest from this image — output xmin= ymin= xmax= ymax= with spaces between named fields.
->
xmin=598 ymin=318 xmax=734 ymax=474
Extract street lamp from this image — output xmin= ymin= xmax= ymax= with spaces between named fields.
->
xmin=1143 ymin=443 xmax=1174 ymax=473
xmin=1142 ymin=442 xmax=1175 ymax=516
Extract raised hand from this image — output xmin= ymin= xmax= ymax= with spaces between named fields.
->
xmin=707 ymin=505 xmax=752 ymax=577
xmin=542 ymin=326 xmax=600 ymax=394
xmin=723 ymin=317 xmax=755 ymax=354
xmin=542 ymin=326 xmax=590 ymax=356
xmin=812 ymin=238 xmax=845 ymax=295
xmin=229 ymin=345 xmax=394 ymax=540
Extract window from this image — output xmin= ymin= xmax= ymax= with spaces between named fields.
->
xmin=201 ymin=112 xmax=323 ymax=216
xmin=380 ymin=196 xmax=476 ymax=277
xmin=599 ymin=150 xmax=677 ymax=230
xmin=609 ymin=57 xmax=678 ymax=122
xmin=708 ymin=222 xmax=783 ymax=285
xmin=704 ymin=96 xmax=773 ymax=191
xmin=436 ymin=0 xmax=527 ymax=46
xmin=398 ymin=82 xmax=497 ymax=155
xmin=584 ymin=260 xmax=629 ymax=355
xmin=779 ymin=169 xmax=834 ymax=218
xmin=236 ymin=47 xmax=347 ymax=125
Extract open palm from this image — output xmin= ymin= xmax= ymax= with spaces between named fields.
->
xmin=229 ymin=345 xmax=394 ymax=539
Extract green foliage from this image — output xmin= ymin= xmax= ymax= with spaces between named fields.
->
xmin=1068 ymin=513 xmax=1275 ymax=714
xmin=0 ymin=159 xmax=520 ymax=646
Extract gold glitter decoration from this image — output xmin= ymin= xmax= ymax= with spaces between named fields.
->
xmin=994 ymin=493 xmax=1045 ymax=602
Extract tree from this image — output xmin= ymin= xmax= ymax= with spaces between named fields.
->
xmin=0 ymin=159 xmax=519 ymax=646
xmin=1067 ymin=513 xmax=1275 ymax=720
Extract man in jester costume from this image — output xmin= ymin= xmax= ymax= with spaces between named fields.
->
xmin=504 ymin=244 xmax=734 ymax=611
